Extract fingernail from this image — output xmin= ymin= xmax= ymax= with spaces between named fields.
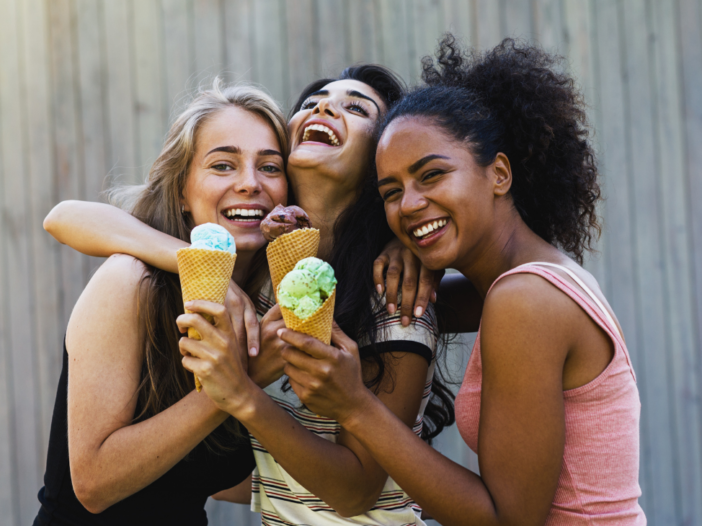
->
xmin=277 ymin=329 xmax=284 ymax=338
xmin=387 ymin=303 xmax=396 ymax=315
xmin=249 ymin=347 xmax=258 ymax=357
xmin=402 ymin=316 xmax=410 ymax=327
xmin=376 ymin=284 xmax=383 ymax=295
xmin=415 ymin=306 xmax=423 ymax=317
xmin=185 ymin=301 xmax=193 ymax=307
xmin=431 ymin=291 xmax=437 ymax=302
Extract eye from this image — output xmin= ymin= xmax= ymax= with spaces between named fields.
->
xmin=301 ymin=99 xmax=318 ymax=110
xmin=347 ymin=102 xmax=368 ymax=116
xmin=212 ymin=163 xmax=233 ymax=172
xmin=260 ymin=165 xmax=281 ymax=174
xmin=381 ymin=188 xmax=401 ymax=201
xmin=422 ymin=169 xmax=443 ymax=181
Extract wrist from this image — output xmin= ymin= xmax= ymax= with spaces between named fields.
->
xmin=222 ymin=378 xmax=264 ymax=423
xmin=337 ymin=388 xmax=377 ymax=431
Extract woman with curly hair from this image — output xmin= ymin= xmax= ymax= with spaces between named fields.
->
xmin=279 ymin=35 xmax=646 ymax=525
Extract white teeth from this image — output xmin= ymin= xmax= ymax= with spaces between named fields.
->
xmin=224 ymin=208 xmax=263 ymax=219
xmin=302 ymin=124 xmax=340 ymax=146
xmin=413 ymin=219 xmax=447 ymax=238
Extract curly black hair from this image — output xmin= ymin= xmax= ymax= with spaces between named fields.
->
xmin=380 ymin=35 xmax=601 ymax=263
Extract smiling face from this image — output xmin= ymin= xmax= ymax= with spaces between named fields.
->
xmin=287 ymin=79 xmax=385 ymax=193
xmin=182 ymin=106 xmax=288 ymax=254
xmin=377 ymin=116 xmax=512 ymax=271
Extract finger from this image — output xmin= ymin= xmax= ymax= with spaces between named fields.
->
xmin=182 ymin=355 xmax=213 ymax=380
xmin=373 ymin=254 xmax=389 ymax=296
xmin=176 ymin=313 xmax=218 ymax=341
xmin=284 ymin=362 xmax=322 ymax=392
xmin=400 ymin=249 xmax=419 ymax=326
xmin=384 ymin=258 xmax=403 ymax=316
xmin=184 ymin=300 xmax=230 ymax=331
xmin=330 ymin=323 xmax=360 ymax=360
xmin=261 ymin=304 xmax=282 ymax=323
xmin=179 ymin=336 xmax=215 ymax=360
xmin=413 ymin=265 xmax=436 ymax=319
xmin=277 ymin=329 xmax=335 ymax=360
xmin=243 ymin=306 xmax=261 ymax=357
xmin=281 ymin=346 xmax=328 ymax=373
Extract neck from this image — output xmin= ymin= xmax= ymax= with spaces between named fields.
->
xmin=454 ymin=209 xmax=554 ymax=297
xmin=231 ymin=249 xmax=255 ymax=286
xmin=289 ymin=166 xmax=359 ymax=261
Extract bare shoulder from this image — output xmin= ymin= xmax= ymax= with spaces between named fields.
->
xmin=66 ymin=254 xmax=149 ymax=355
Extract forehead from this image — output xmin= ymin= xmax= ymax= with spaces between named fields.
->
xmin=318 ymin=79 xmax=384 ymax=107
xmin=197 ymin=106 xmax=280 ymax=151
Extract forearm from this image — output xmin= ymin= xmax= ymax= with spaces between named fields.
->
xmin=44 ymin=200 xmax=185 ymax=272
xmin=73 ymin=391 xmax=227 ymax=512
xmin=342 ymin=393 xmax=499 ymax=526
xmin=235 ymin=387 xmax=381 ymax=515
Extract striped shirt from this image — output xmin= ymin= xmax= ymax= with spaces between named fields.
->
xmin=252 ymin=281 xmax=437 ymax=525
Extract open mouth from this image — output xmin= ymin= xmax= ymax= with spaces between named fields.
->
xmin=301 ymin=123 xmax=341 ymax=146
xmin=222 ymin=208 xmax=265 ymax=222
xmin=412 ymin=218 xmax=448 ymax=241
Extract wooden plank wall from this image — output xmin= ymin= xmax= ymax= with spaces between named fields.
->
xmin=0 ymin=1 xmax=700 ymax=524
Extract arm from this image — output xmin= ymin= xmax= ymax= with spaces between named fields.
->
xmin=179 ymin=305 xmax=428 ymax=517
xmin=44 ymin=200 xmax=185 ymax=272
xmin=279 ymin=275 xmax=575 ymax=526
xmin=211 ymin=474 xmax=252 ymax=504
xmin=67 ymin=255 xmax=229 ymax=514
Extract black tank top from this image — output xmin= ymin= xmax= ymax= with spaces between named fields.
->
xmin=34 ymin=343 xmax=255 ymax=526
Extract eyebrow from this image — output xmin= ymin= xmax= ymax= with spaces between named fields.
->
xmin=305 ymin=89 xmax=381 ymax=113
xmin=206 ymin=146 xmax=283 ymax=158
xmin=408 ymin=154 xmax=450 ymax=174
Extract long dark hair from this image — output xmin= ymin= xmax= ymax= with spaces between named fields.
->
xmin=380 ymin=35 xmax=601 ymax=263
xmin=291 ymin=65 xmax=456 ymax=442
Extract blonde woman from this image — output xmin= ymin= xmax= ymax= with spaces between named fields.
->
xmin=34 ymin=82 xmax=288 ymax=526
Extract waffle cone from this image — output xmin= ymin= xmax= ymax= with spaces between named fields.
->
xmin=177 ymin=248 xmax=237 ymax=391
xmin=266 ymin=228 xmax=320 ymax=301
xmin=280 ymin=286 xmax=336 ymax=345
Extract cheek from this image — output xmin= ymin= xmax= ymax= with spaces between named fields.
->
xmin=262 ymin=177 xmax=288 ymax=207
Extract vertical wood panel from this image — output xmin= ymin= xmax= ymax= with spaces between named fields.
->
xmin=441 ymin=0 xmax=474 ymax=46
xmin=475 ymin=0 xmax=502 ymax=49
xmin=675 ymin=0 xmax=702 ymax=522
xmin=193 ymin=0 xmax=224 ymax=77
xmin=378 ymin=0 xmax=412 ymax=82
xmin=286 ymin=0 xmax=317 ymax=101
xmin=620 ymin=0 xmax=675 ymax=517
xmin=533 ymin=0 xmax=565 ymax=52
xmin=501 ymin=0 xmax=533 ymax=40
xmin=314 ymin=0 xmax=349 ymax=77
xmin=21 ymin=0 xmax=62 ymax=460
xmin=103 ymin=0 xmax=138 ymax=183
xmin=347 ymin=0 xmax=380 ymax=65
xmin=163 ymin=0 xmax=195 ymax=111
xmin=133 ymin=0 xmax=167 ymax=173
xmin=0 ymin=0 xmax=42 ymax=521
xmin=252 ymin=0 xmax=287 ymax=104
xmin=223 ymin=0 xmax=254 ymax=84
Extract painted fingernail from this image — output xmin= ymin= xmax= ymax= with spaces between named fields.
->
xmin=277 ymin=329 xmax=284 ymax=338
xmin=402 ymin=316 xmax=410 ymax=327
xmin=249 ymin=347 xmax=258 ymax=357
xmin=376 ymin=284 xmax=383 ymax=295
xmin=387 ymin=303 xmax=396 ymax=315
xmin=415 ymin=306 xmax=423 ymax=317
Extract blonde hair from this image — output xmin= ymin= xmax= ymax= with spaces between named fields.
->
xmin=108 ymin=78 xmax=288 ymax=242
xmin=108 ymin=79 xmax=287 ymax=449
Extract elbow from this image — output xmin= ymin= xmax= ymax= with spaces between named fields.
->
xmin=43 ymin=201 xmax=74 ymax=241
xmin=334 ymin=491 xmax=382 ymax=518
xmin=71 ymin=468 xmax=113 ymax=515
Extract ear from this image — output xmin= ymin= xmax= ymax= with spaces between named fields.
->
xmin=492 ymin=153 xmax=512 ymax=197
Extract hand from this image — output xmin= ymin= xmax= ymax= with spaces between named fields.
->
xmin=177 ymin=300 xmax=255 ymax=416
xmin=373 ymin=238 xmax=444 ymax=326
xmin=279 ymin=323 xmax=372 ymax=425
xmin=225 ymin=279 xmax=261 ymax=357
xmin=248 ymin=305 xmax=288 ymax=388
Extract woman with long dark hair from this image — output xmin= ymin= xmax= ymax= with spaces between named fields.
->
xmin=278 ymin=36 xmax=646 ymax=525
xmin=45 ymin=65 xmax=454 ymax=525
xmin=35 ymin=82 xmax=289 ymax=525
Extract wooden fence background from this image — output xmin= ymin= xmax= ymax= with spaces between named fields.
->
xmin=1 ymin=0 xmax=700 ymax=524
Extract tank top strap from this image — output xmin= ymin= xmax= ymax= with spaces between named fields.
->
xmin=487 ymin=263 xmax=635 ymax=381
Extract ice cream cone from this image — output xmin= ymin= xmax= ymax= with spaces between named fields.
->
xmin=280 ymin=286 xmax=336 ymax=344
xmin=266 ymin=228 xmax=320 ymax=300
xmin=177 ymin=247 xmax=237 ymax=391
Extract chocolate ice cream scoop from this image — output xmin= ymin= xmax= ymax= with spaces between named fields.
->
xmin=261 ymin=205 xmax=312 ymax=242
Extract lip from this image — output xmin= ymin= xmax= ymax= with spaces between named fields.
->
xmin=298 ymin=119 xmax=343 ymax=147
xmin=407 ymin=217 xmax=450 ymax=248
xmin=220 ymin=204 xmax=268 ymax=229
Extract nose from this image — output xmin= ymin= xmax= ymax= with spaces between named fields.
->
xmin=399 ymin=185 xmax=428 ymax=217
xmin=233 ymin=164 xmax=262 ymax=195
xmin=314 ymin=98 xmax=338 ymax=118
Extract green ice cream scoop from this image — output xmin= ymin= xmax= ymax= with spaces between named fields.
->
xmin=277 ymin=257 xmax=336 ymax=319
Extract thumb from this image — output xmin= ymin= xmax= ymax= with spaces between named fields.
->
xmin=331 ymin=321 xmax=359 ymax=360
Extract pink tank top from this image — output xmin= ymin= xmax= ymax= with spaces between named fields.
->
xmin=455 ymin=263 xmax=646 ymax=525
